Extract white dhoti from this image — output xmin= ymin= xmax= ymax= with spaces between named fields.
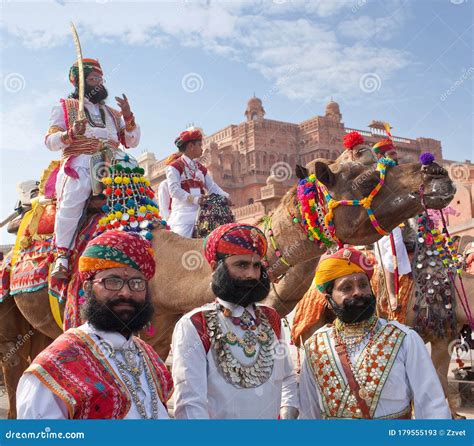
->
xmin=54 ymin=164 xmax=92 ymax=250
xmin=169 ymin=223 xmax=194 ymax=238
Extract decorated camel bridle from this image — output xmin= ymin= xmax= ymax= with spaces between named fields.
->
xmin=262 ymin=156 xmax=397 ymax=282
xmin=294 ymin=156 xmax=397 ymax=250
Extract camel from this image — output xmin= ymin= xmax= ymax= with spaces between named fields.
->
xmin=293 ymin=219 xmax=474 ymax=417
xmin=1 ymin=156 xmax=454 ymax=418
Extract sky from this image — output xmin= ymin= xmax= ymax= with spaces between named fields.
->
xmin=1 ymin=0 xmax=472 ymax=245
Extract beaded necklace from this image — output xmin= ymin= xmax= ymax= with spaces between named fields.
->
xmin=97 ymin=337 xmax=161 ymax=419
xmin=218 ymin=303 xmax=271 ymax=357
xmin=334 ymin=314 xmax=378 ymax=358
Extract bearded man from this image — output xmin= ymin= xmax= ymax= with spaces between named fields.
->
xmin=172 ymin=223 xmax=299 ymax=419
xmin=46 ymin=59 xmax=140 ymax=278
xmin=17 ymin=230 xmax=172 ymax=419
xmin=299 ymin=247 xmax=451 ymax=419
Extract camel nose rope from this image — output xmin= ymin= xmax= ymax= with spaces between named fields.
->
xmin=319 ymin=157 xmax=396 ymax=241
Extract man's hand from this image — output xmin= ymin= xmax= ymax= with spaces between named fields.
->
xmin=115 ymin=94 xmax=132 ymax=119
xmin=71 ymin=118 xmax=87 ymax=137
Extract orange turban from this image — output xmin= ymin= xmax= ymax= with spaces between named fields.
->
xmin=78 ymin=230 xmax=155 ymax=281
xmin=314 ymin=247 xmax=375 ymax=292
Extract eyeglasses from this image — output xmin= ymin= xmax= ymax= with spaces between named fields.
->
xmin=93 ymin=277 xmax=147 ymax=292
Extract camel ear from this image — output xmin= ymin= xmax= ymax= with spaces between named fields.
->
xmin=295 ymin=164 xmax=309 ymax=180
xmin=314 ymin=161 xmax=335 ymax=187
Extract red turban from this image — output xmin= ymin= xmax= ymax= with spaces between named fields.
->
xmin=204 ymin=223 xmax=267 ymax=264
xmin=314 ymin=247 xmax=375 ymax=292
xmin=174 ymin=127 xmax=203 ymax=149
xmin=78 ymin=230 xmax=155 ymax=281
xmin=69 ymin=58 xmax=103 ymax=86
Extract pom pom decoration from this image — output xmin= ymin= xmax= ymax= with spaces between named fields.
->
xmin=420 ymin=152 xmax=435 ymax=166
xmin=93 ymin=154 xmax=166 ymax=240
xmin=343 ymin=131 xmax=364 ymax=150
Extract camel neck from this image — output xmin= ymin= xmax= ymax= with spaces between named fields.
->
xmin=260 ymin=205 xmax=324 ymax=279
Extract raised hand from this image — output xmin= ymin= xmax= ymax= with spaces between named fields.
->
xmin=115 ymin=94 xmax=132 ymax=119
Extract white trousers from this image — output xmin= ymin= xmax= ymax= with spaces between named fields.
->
xmin=54 ymin=166 xmax=91 ymax=250
xmin=170 ymin=223 xmax=194 ymax=238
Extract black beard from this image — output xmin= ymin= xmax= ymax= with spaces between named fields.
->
xmin=81 ymin=291 xmax=154 ymax=337
xmin=327 ymin=293 xmax=376 ymax=324
xmin=211 ymin=261 xmax=270 ymax=308
xmin=70 ymin=84 xmax=108 ymax=104
xmin=85 ymin=84 xmax=108 ymax=104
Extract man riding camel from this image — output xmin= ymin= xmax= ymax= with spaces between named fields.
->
xmin=46 ymin=58 xmax=140 ymax=278
xmin=299 ymin=247 xmax=451 ymax=419
xmin=165 ymin=127 xmax=230 ymax=238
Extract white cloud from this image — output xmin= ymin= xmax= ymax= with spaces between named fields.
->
xmin=1 ymin=0 xmax=411 ymax=103
xmin=0 ymin=89 xmax=63 ymax=153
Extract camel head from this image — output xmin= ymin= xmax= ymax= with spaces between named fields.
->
xmin=296 ymin=160 xmax=455 ymax=245
xmin=336 ymin=144 xmax=378 ymax=167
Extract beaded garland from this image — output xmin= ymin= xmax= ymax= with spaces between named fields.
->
xmin=416 ymin=213 xmax=462 ymax=273
xmin=96 ymin=155 xmax=167 ymax=240
xmin=295 ymin=174 xmax=336 ymax=249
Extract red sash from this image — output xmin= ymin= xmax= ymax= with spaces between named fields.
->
xmin=168 ymin=158 xmax=207 ymax=194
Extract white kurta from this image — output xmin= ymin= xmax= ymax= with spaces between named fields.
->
xmin=171 ymin=299 xmax=299 ymax=419
xmin=157 ymin=180 xmax=171 ymax=221
xmin=45 ymin=98 xmax=140 ymax=249
xmin=16 ymin=322 xmax=169 ymax=420
xmin=375 ymin=226 xmax=411 ymax=275
xmin=166 ymin=154 xmax=228 ymax=238
xmin=299 ymin=319 xmax=451 ymax=419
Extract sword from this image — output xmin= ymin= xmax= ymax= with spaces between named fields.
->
xmin=70 ymin=22 xmax=86 ymax=121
